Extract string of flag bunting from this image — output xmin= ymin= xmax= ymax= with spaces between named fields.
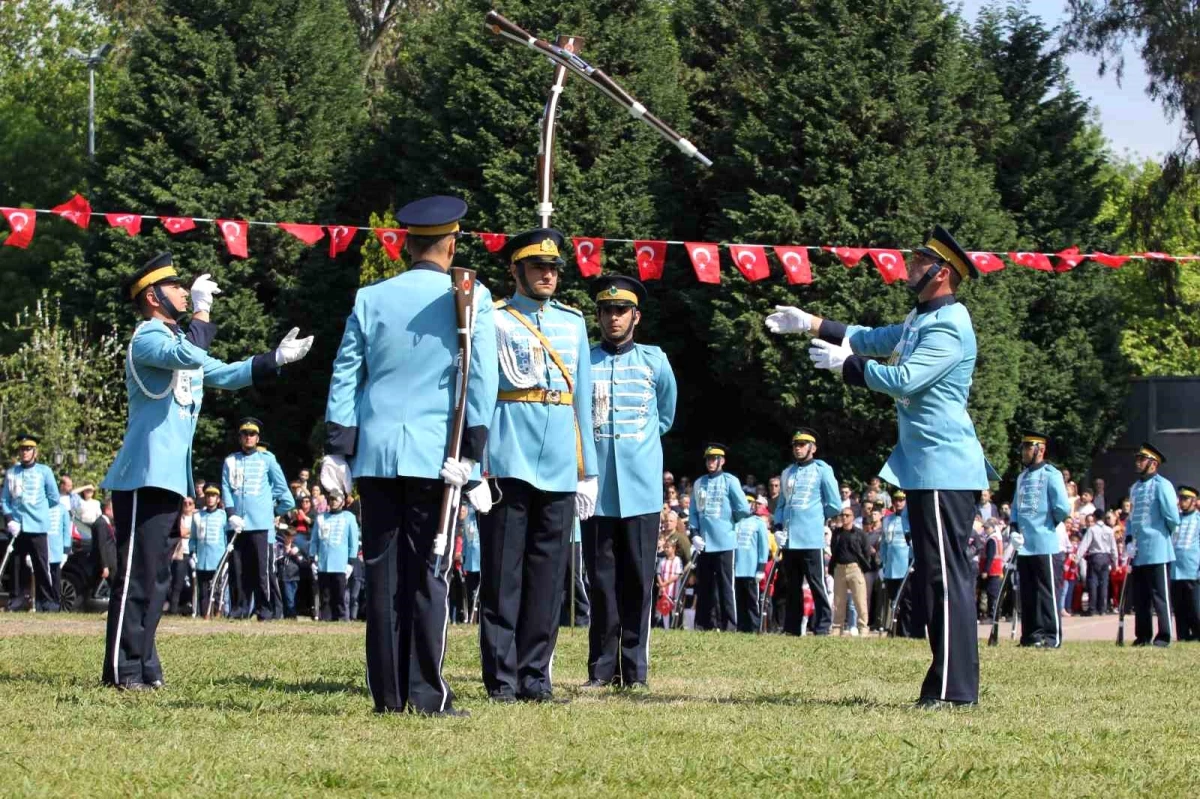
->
xmin=2 ymin=194 xmax=1197 ymax=286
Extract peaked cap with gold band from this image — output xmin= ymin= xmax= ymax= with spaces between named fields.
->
xmin=203 ymin=484 xmax=221 ymax=496
xmin=791 ymin=428 xmax=818 ymax=446
xmin=1021 ymin=430 xmax=1049 ymax=447
xmin=1138 ymin=441 xmax=1167 ymax=465
xmin=500 ymin=228 xmax=566 ymax=266
xmin=914 ymin=224 xmax=978 ymax=281
xmin=238 ymin=416 xmax=264 ymax=436
xmin=590 ymin=274 xmax=647 ymax=308
xmin=704 ymin=442 xmax=728 ymax=458
xmin=396 ymin=195 xmax=468 ymax=237
xmin=13 ymin=432 xmax=40 ymax=449
xmin=1179 ymin=485 xmax=1198 ymax=500
xmin=122 ymin=251 xmax=184 ymax=303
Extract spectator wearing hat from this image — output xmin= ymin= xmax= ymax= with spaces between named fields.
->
xmin=192 ymin=485 xmax=228 ymax=618
xmin=1010 ymin=432 xmax=1071 ymax=648
xmin=221 ymin=417 xmax=295 ymax=621
xmin=2 ymin=433 xmax=62 ymax=612
xmin=100 ymin=251 xmax=314 ymax=690
xmin=774 ymin=429 xmax=841 ymax=635
xmin=1126 ymin=443 xmax=1180 ymax=646
xmin=309 ymin=489 xmax=359 ymax=622
xmin=1171 ymin=485 xmax=1200 ymax=641
xmin=580 ymin=274 xmax=676 ymax=690
xmin=733 ymin=491 xmax=770 ymax=633
xmin=687 ymin=444 xmax=752 ymax=632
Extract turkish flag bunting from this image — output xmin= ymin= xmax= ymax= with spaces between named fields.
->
xmin=327 ymin=226 xmax=357 ymax=257
xmin=160 ymin=216 xmax=196 ymax=234
xmin=1089 ymin=252 xmax=1129 ymax=268
xmin=1141 ymin=251 xmax=1176 ymax=262
xmin=572 ymin=237 xmax=603 ymax=277
xmin=1 ymin=208 xmax=35 ymax=248
xmin=105 ymin=213 xmax=142 ymax=237
xmin=967 ymin=251 xmax=1005 ymax=273
xmin=868 ymin=249 xmax=907 ymax=284
xmin=1008 ymin=251 xmax=1052 ymax=272
xmin=684 ymin=242 xmax=721 ymax=284
xmin=51 ymin=194 xmax=91 ymax=229
xmin=374 ymin=228 xmax=407 ymax=261
xmin=774 ymin=246 xmax=812 ymax=284
xmin=824 ymin=246 xmax=868 ymax=267
xmin=1055 ymin=246 xmax=1085 ymax=272
xmin=278 ymin=223 xmax=324 ymax=245
xmin=479 ymin=233 xmax=507 ymax=253
xmin=729 ymin=244 xmax=770 ymax=282
xmin=217 ymin=219 xmax=249 ymax=258
xmin=634 ymin=240 xmax=667 ymax=281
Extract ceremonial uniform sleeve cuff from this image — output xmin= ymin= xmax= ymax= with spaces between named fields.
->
xmin=842 ymin=355 xmax=868 ymax=387
xmin=461 ymin=425 xmax=488 ymax=464
xmin=325 ymin=422 xmax=358 ymax=458
xmin=251 ymin=352 xmax=280 ymax=385
xmin=186 ymin=319 xmax=217 ymax=350
xmin=817 ymin=319 xmax=848 ymax=345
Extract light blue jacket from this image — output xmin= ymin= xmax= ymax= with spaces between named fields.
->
xmin=46 ymin=504 xmax=72 ymax=565
xmin=102 ymin=319 xmax=264 ymax=497
xmin=734 ymin=515 xmax=770 ymax=578
xmin=325 ymin=264 xmax=499 ymax=480
xmin=776 ymin=459 xmax=841 ymax=550
xmin=687 ymin=472 xmax=751 ymax=552
xmin=1172 ymin=511 xmax=1200 ymax=581
xmin=1128 ymin=474 xmax=1180 ymax=566
xmin=191 ymin=508 xmax=229 ymax=572
xmin=1012 ymin=462 xmax=1071 ymax=556
xmin=590 ymin=342 xmax=677 ymax=518
xmin=221 ymin=449 xmax=295 ymax=531
xmin=461 ymin=505 xmax=480 ymax=573
xmin=2 ymin=462 xmax=58 ymax=533
xmin=838 ymin=298 xmax=997 ymax=490
xmin=487 ymin=294 xmax=598 ymax=492
xmin=879 ymin=511 xmax=912 ymax=580
xmin=309 ymin=510 xmax=359 ymax=574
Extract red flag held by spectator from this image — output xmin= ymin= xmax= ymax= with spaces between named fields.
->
xmin=217 ymin=219 xmax=249 ymax=258
xmin=105 ymin=213 xmax=142 ymax=237
xmin=1009 ymin=251 xmax=1052 ymax=272
xmin=51 ymin=194 xmax=91 ymax=229
xmin=868 ymin=249 xmax=907 ymax=284
xmin=684 ymin=242 xmax=721 ymax=284
xmin=278 ymin=223 xmax=324 ymax=245
xmin=729 ymin=244 xmax=770 ymax=281
xmin=479 ymin=233 xmax=507 ymax=253
xmin=573 ymin=237 xmax=603 ymax=277
xmin=774 ymin=246 xmax=812 ymax=284
xmin=634 ymin=240 xmax=667 ymax=281
xmin=824 ymin=246 xmax=868 ymax=267
xmin=1 ymin=208 xmax=35 ymax=248
xmin=160 ymin=216 xmax=196 ymax=234
xmin=967 ymin=251 xmax=1005 ymax=274
xmin=327 ymin=226 xmax=357 ymax=257
xmin=374 ymin=228 xmax=406 ymax=261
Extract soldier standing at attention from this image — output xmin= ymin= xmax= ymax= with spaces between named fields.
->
xmin=687 ymin=444 xmax=751 ymax=632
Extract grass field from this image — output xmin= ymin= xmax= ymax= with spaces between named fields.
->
xmin=2 ymin=616 xmax=1199 ymax=797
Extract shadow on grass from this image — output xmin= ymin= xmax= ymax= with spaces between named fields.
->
xmin=588 ymin=689 xmax=912 ymax=711
xmin=213 ymin=674 xmax=369 ymax=697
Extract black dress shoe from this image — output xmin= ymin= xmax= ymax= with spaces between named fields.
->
xmin=115 ymin=681 xmax=150 ymax=692
xmin=914 ymin=697 xmax=976 ymax=710
xmin=520 ymin=691 xmax=569 ymax=704
xmin=426 ymin=707 xmax=470 ymax=718
xmin=147 ymin=679 xmax=166 ymax=690
xmin=580 ymin=679 xmax=613 ymax=689
xmin=488 ymin=691 xmax=518 ymax=704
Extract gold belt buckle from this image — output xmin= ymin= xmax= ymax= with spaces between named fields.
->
xmin=545 ymin=389 xmax=562 ymax=404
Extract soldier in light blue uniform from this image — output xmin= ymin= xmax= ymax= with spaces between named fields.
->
xmin=101 ymin=252 xmax=313 ymax=690
xmin=2 ymin=434 xmax=60 ymax=612
xmin=1171 ymin=485 xmax=1200 ymax=641
xmin=479 ymin=227 xmax=598 ymax=704
xmin=560 ymin=517 xmax=590 ymax=627
xmin=309 ymin=491 xmax=360 ymax=622
xmin=221 ymin=417 xmax=295 ymax=621
xmin=582 ymin=274 xmax=676 ymax=690
xmin=687 ymin=443 xmax=752 ymax=632
xmin=733 ymin=495 xmax=770 ymax=633
xmin=769 ymin=224 xmax=996 ymax=707
xmin=1009 ymin=432 xmax=1071 ymax=648
xmin=881 ymin=491 xmax=918 ymax=637
xmin=774 ymin=428 xmax=841 ymax=635
xmin=192 ymin=485 xmax=228 ymax=618
xmin=46 ymin=501 xmax=73 ymax=611
xmin=460 ymin=504 xmax=481 ymax=621
xmin=322 ymin=196 xmax=498 ymax=717
xmin=1126 ymin=442 xmax=1181 ymax=646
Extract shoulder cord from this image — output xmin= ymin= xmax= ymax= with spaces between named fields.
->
xmin=126 ymin=321 xmax=175 ymax=401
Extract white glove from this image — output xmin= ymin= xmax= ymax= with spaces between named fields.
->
xmin=808 ymin=338 xmax=851 ymax=374
xmin=274 ymin=327 xmax=314 ymax=366
xmin=764 ymin=305 xmax=814 ymax=335
xmin=320 ymin=454 xmax=352 ymax=498
xmin=1126 ymin=540 xmax=1137 ymax=560
xmin=228 ymin=515 xmax=245 ymax=534
xmin=5 ymin=520 xmax=19 ymax=536
xmin=775 ymin=528 xmax=789 ymax=546
xmin=1009 ymin=530 xmax=1024 ymax=550
xmin=439 ymin=457 xmax=477 ymax=489
xmin=189 ymin=273 xmax=221 ymax=314
xmin=691 ymin=535 xmax=706 ymax=554
xmin=345 ymin=564 xmax=354 ymax=578
xmin=755 ymin=571 xmax=765 ymax=582
xmin=466 ymin=481 xmax=493 ymax=515
xmin=575 ymin=476 xmax=598 ymax=522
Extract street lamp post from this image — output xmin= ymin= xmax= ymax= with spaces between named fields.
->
xmin=66 ymin=44 xmax=113 ymax=161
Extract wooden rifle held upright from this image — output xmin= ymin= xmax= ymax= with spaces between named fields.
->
xmin=434 ymin=267 xmax=478 ymax=560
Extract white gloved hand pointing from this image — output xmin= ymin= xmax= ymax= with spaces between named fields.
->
xmin=765 ymin=305 xmax=814 ymax=335
xmin=274 ymin=327 xmax=314 ymax=366
xmin=189 ymin=273 xmax=221 ymax=314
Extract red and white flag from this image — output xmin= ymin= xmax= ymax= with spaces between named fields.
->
xmin=1141 ymin=251 xmax=1176 ymax=262
xmin=278 ymin=223 xmax=324 ymax=245
xmin=824 ymin=246 xmax=868 ymax=267
xmin=160 ymin=216 xmax=196 ymax=234
xmin=967 ymin=251 xmax=1005 ymax=274
xmin=479 ymin=233 xmax=507 ymax=253
xmin=573 ymin=237 xmax=603 ymax=277
xmin=217 ymin=219 xmax=249 ymax=258
xmin=1055 ymin=246 xmax=1085 ymax=272
xmin=1 ymin=208 xmax=35 ymax=249
xmin=868 ymin=249 xmax=907 ymax=284
xmin=374 ymin=228 xmax=407 ymax=261
xmin=634 ymin=240 xmax=667 ymax=281
xmin=1089 ymin=252 xmax=1129 ymax=269
xmin=105 ymin=213 xmax=142 ymax=237
xmin=51 ymin=194 xmax=91 ymax=229
xmin=327 ymin=226 xmax=357 ymax=257
xmin=774 ymin=246 xmax=812 ymax=285
xmin=684 ymin=242 xmax=721 ymax=284
xmin=729 ymin=244 xmax=770 ymax=282
xmin=1008 ymin=251 xmax=1052 ymax=272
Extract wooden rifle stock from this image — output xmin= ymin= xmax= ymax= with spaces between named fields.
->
xmin=435 ymin=267 xmax=478 ymax=557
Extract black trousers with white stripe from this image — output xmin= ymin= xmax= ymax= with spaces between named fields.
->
xmin=103 ymin=487 xmax=182 ymax=686
xmin=1017 ymin=554 xmax=1062 ymax=647
xmin=582 ymin=513 xmax=658 ymax=685
xmin=693 ymin=550 xmax=736 ymax=632
xmin=358 ymin=476 xmax=455 ymax=714
xmin=1132 ymin=563 xmax=1173 ymax=646
xmin=907 ymin=489 xmax=979 ymax=705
